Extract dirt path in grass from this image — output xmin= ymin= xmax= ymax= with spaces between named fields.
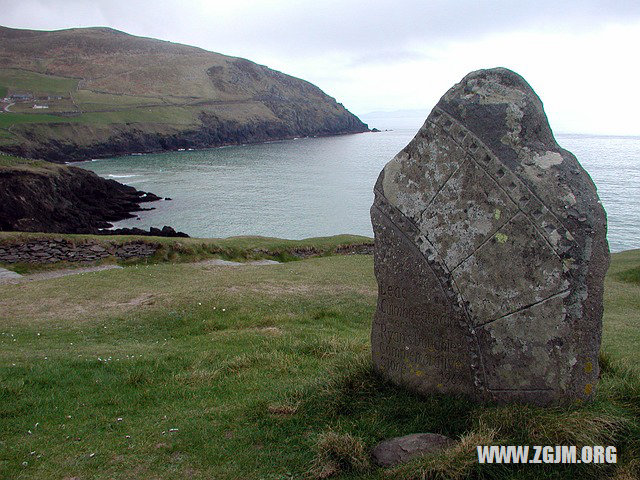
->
xmin=193 ymin=259 xmax=281 ymax=267
xmin=0 ymin=259 xmax=283 ymax=286
xmin=0 ymin=265 xmax=123 ymax=284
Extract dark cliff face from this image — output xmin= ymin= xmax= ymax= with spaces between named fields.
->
xmin=2 ymin=113 xmax=368 ymax=163
xmin=0 ymin=162 xmax=160 ymax=233
xmin=0 ymin=26 xmax=369 ymax=163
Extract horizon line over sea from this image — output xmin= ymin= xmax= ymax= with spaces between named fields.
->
xmin=78 ymin=115 xmax=639 ymax=253
xmin=357 ymin=109 xmax=640 ymax=138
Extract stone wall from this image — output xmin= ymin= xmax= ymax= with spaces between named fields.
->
xmin=0 ymin=238 xmax=159 ymax=264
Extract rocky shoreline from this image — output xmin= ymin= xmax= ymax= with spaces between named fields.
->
xmin=3 ymin=117 xmax=369 ymax=164
xmin=0 ymin=158 xmax=187 ymax=235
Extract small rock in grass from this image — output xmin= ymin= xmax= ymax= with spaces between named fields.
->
xmin=371 ymin=433 xmax=455 ymax=467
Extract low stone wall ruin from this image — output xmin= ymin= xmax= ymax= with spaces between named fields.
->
xmin=0 ymin=238 xmax=159 ymax=264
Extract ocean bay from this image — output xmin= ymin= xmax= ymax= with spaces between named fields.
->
xmin=79 ymin=123 xmax=640 ymax=253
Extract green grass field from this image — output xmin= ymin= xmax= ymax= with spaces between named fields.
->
xmin=0 ymin=154 xmax=65 ymax=174
xmin=0 ymin=67 xmax=198 ymax=133
xmin=0 ymin=239 xmax=638 ymax=479
xmin=0 ymin=112 xmax=82 ymax=128
xmin=0 ymin=106 xmax=198 ymax=129
xmin=0 ymin=69 xmax=78 ymax=96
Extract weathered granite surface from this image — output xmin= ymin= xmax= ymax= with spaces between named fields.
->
xmin=370 ymin=68 xmax=609 ymax=405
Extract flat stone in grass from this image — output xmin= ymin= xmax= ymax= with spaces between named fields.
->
xmin=372 ymin=433 xmax=454 ymax=467
xmin=198 ymin=259 xmax=281 ymax=267
xmin=0 ymin=267 xmax=22 ymax=281
xmin=370 ymin=67 xmax=609 ymax=405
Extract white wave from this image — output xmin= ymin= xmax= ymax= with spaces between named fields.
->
xmin=107 ymin=174 xmax=139 ymax=178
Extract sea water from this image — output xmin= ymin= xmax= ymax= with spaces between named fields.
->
xmin=79 ymin=121 xmax=639 ymax=252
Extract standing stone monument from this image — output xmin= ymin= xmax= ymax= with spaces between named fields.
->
xmin=370 ymin=67 xmax=609 ymax=405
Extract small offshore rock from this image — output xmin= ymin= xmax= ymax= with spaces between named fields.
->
xmin=371 ymin=433 xmax=455 ymax=467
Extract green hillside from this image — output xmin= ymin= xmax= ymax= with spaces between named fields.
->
xmin=0 ymin=26 xmax=368 ymax=162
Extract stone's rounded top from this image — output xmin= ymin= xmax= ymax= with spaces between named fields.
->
xmin=408 ymin=66 xmax=606 ymax=246
xmin=438 ymin=66 xmax=556 ymax=160
xmin=460 ymin=67 xmax=537 ymax=93
xmin=445 ymin=67 xmax=539 ymax=104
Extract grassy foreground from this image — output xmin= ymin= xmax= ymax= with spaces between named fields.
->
xmin=0 ymin=239 xmax=638 ymax=479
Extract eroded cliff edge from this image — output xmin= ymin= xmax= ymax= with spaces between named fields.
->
xmin=0 ymin=156 xmax=162 ymax=233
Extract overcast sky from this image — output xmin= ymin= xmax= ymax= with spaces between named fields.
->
xmin=2 ymin=0 xmax=640 ymax=135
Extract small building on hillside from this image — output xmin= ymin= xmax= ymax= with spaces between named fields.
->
xmin=10 ymin=93 xmax=33 ymax=100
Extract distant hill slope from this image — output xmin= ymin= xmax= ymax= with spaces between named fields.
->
xmin=0 ymin=26 xmax=368 ymax=162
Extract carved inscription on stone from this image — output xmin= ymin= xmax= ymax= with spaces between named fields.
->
xmin=370 ymin=201 xmax=475 ymax=396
